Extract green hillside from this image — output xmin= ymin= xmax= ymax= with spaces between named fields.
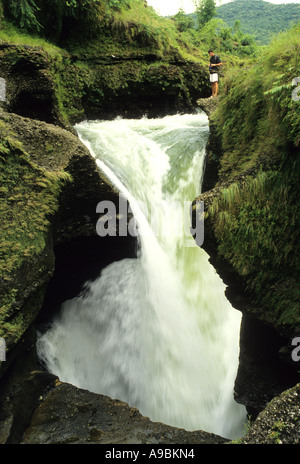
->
xmin=216 ymin=0 xmax=300 ymax=44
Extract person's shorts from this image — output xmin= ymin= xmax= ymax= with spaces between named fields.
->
xmin=210 ymin=73 xmax=219 ymax=83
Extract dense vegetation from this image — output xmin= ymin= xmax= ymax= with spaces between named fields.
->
xmin=0 ymin=0 xmax=259 ymax=61
xmin=0 ymin=0 xmax=201 ymax=57
xmin=206 ymin=23 xmax=300 ymax=332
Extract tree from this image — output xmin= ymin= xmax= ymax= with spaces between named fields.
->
xmin=233 ymin=19 xmax=242 ymax=34
xmin=173 ymin=8 xmax=195 ymax=32
xmin=194 ymin=0 xmax=216 ymax=29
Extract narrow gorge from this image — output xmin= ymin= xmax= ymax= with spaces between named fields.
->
xmin=0 ymin=0 xmax=299 ymax=446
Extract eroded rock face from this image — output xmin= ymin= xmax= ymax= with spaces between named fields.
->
xmin=0 ymin=44 xmax=69 ymax=128
xmin=196 ymin=98 xmax=221 ymax=192
xmin=0 ymin=110 xmax=126 ymax=369
xmin=21 ymin=380 xmax=229 ymax=445
xmin=0 ymin=43 xmax=209 ymax=128
xmin=234 ymin=314 xmax=299 ymax=419
xmin=0 ymin=108 xmax=140 ymax=445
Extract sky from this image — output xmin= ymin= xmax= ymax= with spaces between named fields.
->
xmin=146 ymin=0 xmax=300 ymax=16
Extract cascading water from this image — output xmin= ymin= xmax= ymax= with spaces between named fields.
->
xmin=37 ymin=112 xmax=247 ymax=440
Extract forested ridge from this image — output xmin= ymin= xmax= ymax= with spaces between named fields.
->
xmin=184 ymin=0 xmax=300 ymax=44
xmin=216 ymin=0 xmax=300 ymax=44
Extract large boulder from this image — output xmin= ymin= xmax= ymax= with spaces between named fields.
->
xmin=21 ymin=380 xmax=229 ymax=445
xmin=239 ymin=383 xmax=300 ymax=444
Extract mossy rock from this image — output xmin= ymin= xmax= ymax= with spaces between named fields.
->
xmin=0 ymin=111 xmax=119 ymax=366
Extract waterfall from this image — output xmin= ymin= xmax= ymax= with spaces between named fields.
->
xmin=37 ymin=112 xmax=246 ymax=440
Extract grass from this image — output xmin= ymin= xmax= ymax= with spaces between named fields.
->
xmin=0 ymin=19 xmax=63 ymax=58
xmin=111 ymin=0 xmax=201 ymax=61
xmin=60 ymin=0 xmax=203 ymax=63
xmin=212 ymin=23 xmax=300 ymax=179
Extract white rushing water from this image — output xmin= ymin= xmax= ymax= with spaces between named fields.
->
xmin=37 ymin=112 xmax=247 ymax=439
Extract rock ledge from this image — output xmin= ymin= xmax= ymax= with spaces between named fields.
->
xmin=21 ymin=380 xmax=229 ymax=445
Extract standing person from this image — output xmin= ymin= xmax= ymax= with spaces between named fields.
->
xmin=208 ymin=49 xmax=222 ymax=98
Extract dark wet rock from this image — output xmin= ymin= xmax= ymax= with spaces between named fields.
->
xmin=196 ymin=98 xmax=221 ymax=192
xmin=0 ymin=329 xmax=58 ymax=444
xmin=21 ymin=382 xmax=229 ymax=445
xmin=234 ymin=314 xmax=299 ymax=419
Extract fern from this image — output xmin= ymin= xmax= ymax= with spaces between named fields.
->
xmin=264 ymin=82 xmax=292 ymax=97
xmin=7 ymin=0 xmax=42 ymax=32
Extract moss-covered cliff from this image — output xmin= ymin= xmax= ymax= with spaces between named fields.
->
xmin=0 ymin=112 xmax=124 ymax=369
xmin=0 ymin=0 xmax=212 ymax=126
xmin=195 ymin=24 xmax=300 ymax=337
